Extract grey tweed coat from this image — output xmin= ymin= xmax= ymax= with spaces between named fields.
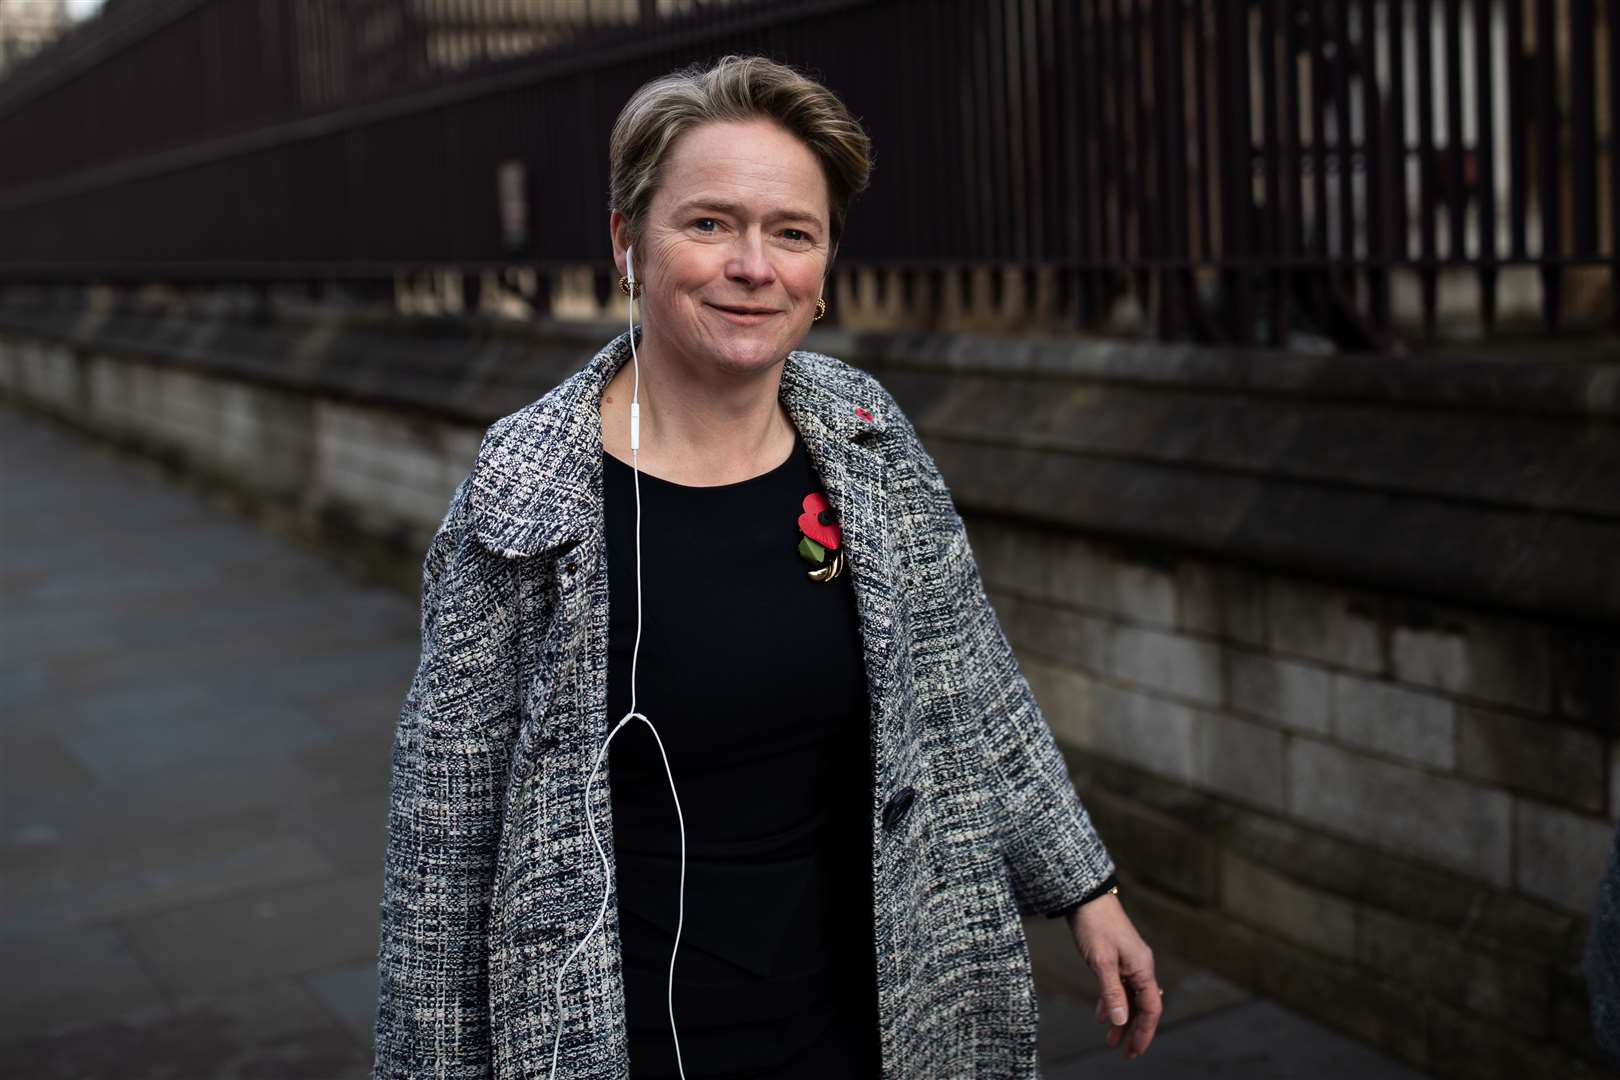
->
xmin=373 ymin=330 xmax=1116 ymax=1079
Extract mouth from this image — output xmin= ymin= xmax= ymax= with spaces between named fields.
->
xmin=705 ymin=302 xmax=781 ymax=322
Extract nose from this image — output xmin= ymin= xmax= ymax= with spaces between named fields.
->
xmin=725 ymin=228 xmax=777 ymax=289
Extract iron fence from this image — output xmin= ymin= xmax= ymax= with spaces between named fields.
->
xmin=0 ymin=0 xmax=1614 ymax=346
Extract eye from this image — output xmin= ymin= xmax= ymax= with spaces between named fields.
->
xmin=692 ymin=218 xmax=720 ymax=233
xmin=781 ymin=228 xmax=810 ymax=243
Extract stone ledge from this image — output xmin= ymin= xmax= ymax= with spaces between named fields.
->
xmin=841 ymin=330 xmax=1620 ymax=421
xmin=4 ymin=300 xmax=1617 ymax=623
xmin=933 ymin=438 xmax=1620 ymax=624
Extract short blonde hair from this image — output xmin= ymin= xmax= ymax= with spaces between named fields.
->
xmin=608 ymin=55 xmax=873 ymax=251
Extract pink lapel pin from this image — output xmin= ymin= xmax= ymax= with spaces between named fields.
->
xmin=854 ymin=405 xmax=874 ymax=423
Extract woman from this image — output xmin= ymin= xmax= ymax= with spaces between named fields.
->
xmin=374 ymin=56 xmax=1161 ymax=1079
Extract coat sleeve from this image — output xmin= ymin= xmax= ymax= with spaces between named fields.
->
xmin=374 ymin=475 xmax=524 ymax=1079
xmin=1586 ymin=819 xmax=1620 ymax=1069
xmin=948 ymin=513 xmax=1119 ymax=916
xmin=872 ymin=379 xmax=1116 ymax=918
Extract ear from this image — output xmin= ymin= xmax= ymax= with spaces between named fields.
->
xmin=609 ymin=210 xmax=634 ymax=276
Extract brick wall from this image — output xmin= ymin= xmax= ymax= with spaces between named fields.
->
xmin=966 ymin=517 xmax=1617 ymax=1078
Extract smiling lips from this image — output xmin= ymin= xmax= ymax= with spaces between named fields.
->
xmin=706 ymin=301 xmax=782 ymax=322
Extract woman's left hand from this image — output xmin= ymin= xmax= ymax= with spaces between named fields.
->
xmin=1069 ymin=892 xmax=1163 ymax=1060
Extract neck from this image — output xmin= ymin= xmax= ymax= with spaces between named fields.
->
xmin=601 ymin=329 xmax=795 ymax=486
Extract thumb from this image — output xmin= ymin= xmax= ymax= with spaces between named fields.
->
xmin=1092 ymin=954 xmax=1130 ymax=1027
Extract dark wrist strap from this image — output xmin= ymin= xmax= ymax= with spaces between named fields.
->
xmin=1047 ymin=873 xmax=1120 ymax=920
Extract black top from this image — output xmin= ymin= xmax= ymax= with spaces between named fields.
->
xmin=603 ymin=428 xmax=882 ymax=1079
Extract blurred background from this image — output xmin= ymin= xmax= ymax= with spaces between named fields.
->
xmin=1 ymin=0 xmax=1617 ymax=1077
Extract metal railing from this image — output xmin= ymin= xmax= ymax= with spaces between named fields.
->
xmin=1 ymin=0 xmax=1614 ymax=346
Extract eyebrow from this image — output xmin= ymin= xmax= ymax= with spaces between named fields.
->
xmin=674 ymin=198 xmax=824 ymax=226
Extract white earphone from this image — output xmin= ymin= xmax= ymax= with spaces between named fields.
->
xmin=549 ymin=243 xmax=690 ymax=1080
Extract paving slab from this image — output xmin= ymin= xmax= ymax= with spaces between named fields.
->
xmin=305 ymin=960 xmax=384 ymax=1047
xmin=1047 ymin=999 xmax=1432 ymax=1079
xmin=118 ymin=869 xmax=383 ymax=997
xmin=1 ymin=407 xmax=406 ymax=1073
xmin=0 ymin=924 xmax=168 ymax=1041
xmin=3 ymin=822 xmax=335 ymax=937
xmin=5 ymin=751 xmax=354 ymax=861
xmin=0 ymin=978 xmax=369 ymax=1080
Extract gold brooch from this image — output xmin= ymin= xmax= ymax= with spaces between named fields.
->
xmin=796 ymin=492 xmax=845 ymax=582
xmin=808 ymin=548 xmax=846 ymax=582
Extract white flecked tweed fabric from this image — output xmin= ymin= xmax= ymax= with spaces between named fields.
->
xmin=372 ymin=330 xmax=1115 ymax=1078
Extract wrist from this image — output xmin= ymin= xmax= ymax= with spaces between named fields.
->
xmin=1055 ymin=874 xmax=1120 ymax=922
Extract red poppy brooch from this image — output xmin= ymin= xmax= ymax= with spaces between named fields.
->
xmin=796 ymin=492 xmax=846 ymax=582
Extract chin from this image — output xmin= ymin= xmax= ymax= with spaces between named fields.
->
xmin=701 ymin=329 xmax=801 ymax=373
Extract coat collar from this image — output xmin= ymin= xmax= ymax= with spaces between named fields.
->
xmin=467 ymin=329 xmax=892 ymax=559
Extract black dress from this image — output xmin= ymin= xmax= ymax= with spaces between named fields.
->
xmin=603 ymin=428 xmax=884 ymax=1079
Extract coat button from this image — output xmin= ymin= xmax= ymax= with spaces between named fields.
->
xmin=561 ymin=560 xmax=577 ymax=576
xmin=882 ymin=786 xmax=916 ymax=832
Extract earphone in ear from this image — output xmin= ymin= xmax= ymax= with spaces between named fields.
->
xmin=548 ymin=238 xmax=688 ymax=1080
xmin=625 ymin=244 xmax=641 ymax=453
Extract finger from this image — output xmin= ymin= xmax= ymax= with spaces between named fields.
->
xmin=1091 ymin=955 xmax=1130 ymax=1029
xmin=1093 ymin=991 xmax=1126 ymax=1029
xmin=1125 ymin=982 xmax=1165 ymax=1058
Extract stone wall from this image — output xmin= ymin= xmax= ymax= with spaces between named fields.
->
xmin=2 ymin=291 xmax=1617 ymax=1077
xmin=848 ymin=333 xmax=1619 ymax=1078
xmin=970 ymin=523 xmax=1613 ymax=1078
xmin=0 ymin=293 xmax=609 ymax=586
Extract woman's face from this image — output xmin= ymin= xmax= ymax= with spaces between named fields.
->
xmin=612 ymin=118 xmax=832 ymax=378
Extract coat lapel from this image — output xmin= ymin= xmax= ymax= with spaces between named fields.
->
xmin=465 ymin=327 xmax=908 ymax=793
xmin=775 ymin=351 xmax=908 ymax=796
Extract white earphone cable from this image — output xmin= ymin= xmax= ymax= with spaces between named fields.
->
xmin=548 ymin=246 xmax=687 ymax=1080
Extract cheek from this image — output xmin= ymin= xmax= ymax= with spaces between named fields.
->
xmin=644 ymin=264 xmax=705 ymax=316
xmin=649 ymin=240 xmax=723 ymax=285
xmin=784 ymin=260 xmax=827 ymax=298
xmin=638 ymin=239 xmax=698 ymax=299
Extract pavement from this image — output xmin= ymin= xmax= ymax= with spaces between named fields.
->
xmin=0 ymin=401 xmax=1431 ymax=1078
